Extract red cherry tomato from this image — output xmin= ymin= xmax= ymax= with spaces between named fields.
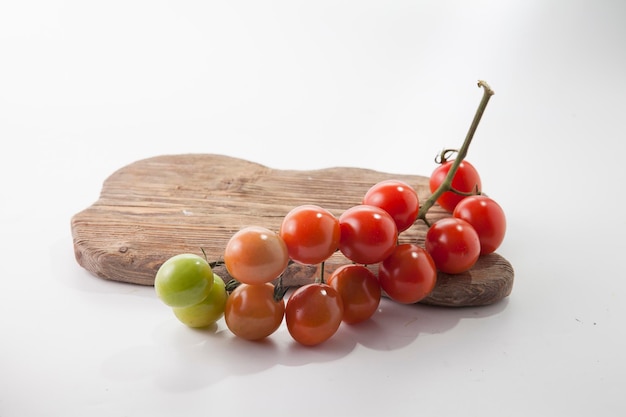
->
xmin=429 ymin=160 xmax=482 ymax=212
xmin=453 ymin=195 xmax=506 ymax=255
xmin=285 ymin=283 xmax=344 ymax=346
xmin=362 ymin=180 xmax=419 ymax=233
xmin=327 ymin=264 xmax=381 ymax=324
xmin=378 ymin=244 xmax=437 ymax=304
xmin=338 ymin=204 xmax=398 ymax=265
xmin=279 ymin=204 xmax=340 ymax=265
xmin=224 ymin=226 xmax=289 ymax=285
xmin=425 ymin=217 xmax=481 ymax=274
xmin=224 ymin=283 xmax=285 ymax=341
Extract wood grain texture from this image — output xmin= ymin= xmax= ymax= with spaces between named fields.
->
xmin=70 ymin=154 xmax=514 ymax=307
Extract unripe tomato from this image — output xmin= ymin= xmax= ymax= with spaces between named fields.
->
xmin=154 ymin=253 xmax=214 ymax=308
xmin=172 ymin=274 xmax=227 ymax=328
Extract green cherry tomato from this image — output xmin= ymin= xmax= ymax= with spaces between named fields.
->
xmin=172 ymin=274 xmax=227 ymax=328
xmin=154 ymin=253 xmax=214 ymax=308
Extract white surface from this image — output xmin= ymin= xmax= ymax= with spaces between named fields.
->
xmin=1 ymin=1 xmax=625 ymax=416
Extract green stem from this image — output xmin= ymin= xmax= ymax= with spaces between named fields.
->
xmin=225 ymin=278 xmax=241 ymax=293
xmin=273 ymin=259 xmax=296 ymax=301
xmin=417 ymin=80 xmax=494 ymax=226
xmin=273 ymin=273 xmax=289 ymax=301
xmin=448 ymin=185 xmax=481 ymax=197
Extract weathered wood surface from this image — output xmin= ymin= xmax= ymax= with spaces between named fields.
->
xmin=71 ymin=154 xmax=514 ymax=307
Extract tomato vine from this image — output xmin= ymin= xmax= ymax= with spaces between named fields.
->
xmin=417 ymin=80 xmax=495 ymax=226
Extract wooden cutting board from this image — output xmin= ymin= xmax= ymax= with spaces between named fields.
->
xmin=70 ymin=154 xmax=514 ymax=307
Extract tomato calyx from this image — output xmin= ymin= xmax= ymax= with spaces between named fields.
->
xmin=224 ymin=277 xmax=241 ymax=293
xmin=417 ymin=80 xmax=494 ymax=226
xmin=273 ymin=267 xmax=294 ymax=302
xmin=219 ymin=259 xmax=296 ymax=301
xmin=208 ymin=259 xmax=223 ymax=269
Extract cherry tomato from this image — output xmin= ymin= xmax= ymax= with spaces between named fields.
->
xmin=425 ymin=217 xmax=481 ymax=274
xmin=362 ymin=180 xmax=419 ymax=232
xmin=453 ymin=195 xmax=506 ymax=255
xmin=327 ymin=264 xmax=381 ymax=324
xmin=172 ymin=274 xmax=227 ymax=328
xmin=285 ymin=283 xmax=344 ymax=346
xmin=378 ymin=244 xmax=437 ymax=304
xmin=224 ymin=226 xmax=289 ymax=285
xmin=154 ymin=253 xmax=214 ymax=308
xmin=279 ymin=204 xmax=340 ymax=265
xmin=429 ymin=160 xmax=482 ymax=212
xmin=224 ymin=282 xmax=285 ymax=341
xmin=338 ymin=204 xmax=398 ymax=265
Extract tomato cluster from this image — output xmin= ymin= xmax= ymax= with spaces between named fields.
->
xmin=427 ymin=159 xmax=506 ymax=273
xmin=154 ymin=158 xmax=506 ymax=346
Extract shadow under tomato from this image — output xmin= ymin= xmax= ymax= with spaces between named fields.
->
xmin=344 ymin=296 xmax=510 ymax=351
xmin=100 ymin=297 xmax=510 ymax=392
xmin=279 ymin=329 xmax=357 ymax=366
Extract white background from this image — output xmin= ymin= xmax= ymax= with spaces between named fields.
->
xmin=1 ymin=1 xmax=625 ymax=416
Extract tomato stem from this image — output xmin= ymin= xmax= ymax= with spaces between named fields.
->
xmin=208 ymin=259 xmax=224 ymax=268
xmin=447 ymin=186 xmax=481 ymax=197
xmin=435 ymin=148 xmax=459 ymax=164
xmin=273 ymin=273 xmax=289 ymax=301
xmin=272 ymin=259 xmax=297 ymax=301
xmin=417 ymin=80 xmax=494 ymax=226
xmin=225 ymin=278 xmax=241 ymax=293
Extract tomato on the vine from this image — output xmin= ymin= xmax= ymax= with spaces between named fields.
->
xmin=378 ymin=244 xmax=437 ymax=304
xmin=285 ymin=283 xmax=344 ymax=346
xmin=279 ymin=204 xmax=340 ymax=265
xmin=327 ymin=264 xmax=381 ymax=324
xmin=362 ymin=180 xmax=419 ymax=233
xmin=429 ymin=159 xmax=481 ymax=212
xmin=153 ymin=80 xmax=504 ymax=349
xmin=338 ymin=204 xmax=398 ymax=265
xmin=224 ymin=226 xmax=289 ymax=285
xmin=425 ymin=217 xmax=481 ymax=274
xmin=154 ymin=253 xmax=214 ymax=308
xmin=224 ymin=282 xmax=285 ymax=341
xmin=453 ymin=195 xmax=506 ymax=255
